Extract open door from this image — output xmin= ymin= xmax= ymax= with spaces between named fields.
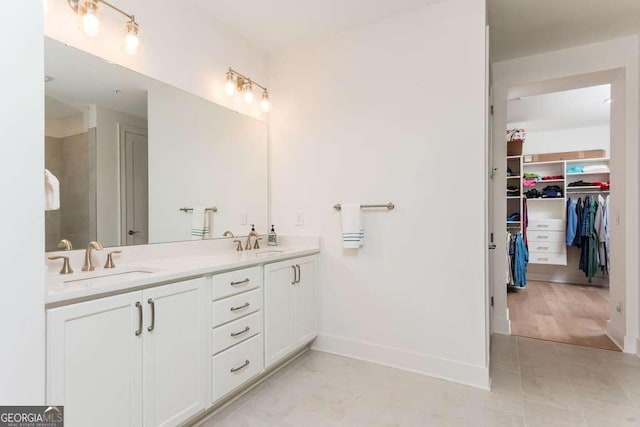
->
xmin=120 ymin=124 xmax=148 ymax=245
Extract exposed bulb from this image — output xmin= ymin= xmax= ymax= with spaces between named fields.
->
xmin=261 ymin=90 xmax=270 ymax=113
xmin=225 ymin=73 xmax=235 ymax=96
xmin=82 ymin=1 xmax=100 ymax=37
xmin=244 ymin=83 xmax=254 ymax=104
xmin=124 ymin=22 xmax=140 ymax=55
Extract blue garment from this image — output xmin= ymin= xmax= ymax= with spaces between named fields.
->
xmin=580 ymin=196 xmax=592 ymax=237
xmin=566 ymin=198 xmax=578 ymax=246
xmin=513 ymin=233 xmax=528 ymax=288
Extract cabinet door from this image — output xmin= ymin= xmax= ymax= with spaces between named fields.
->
xmin=293 ymin=257 xmax=317 ymax=347
xmin=47 ymin=292 xmax=143 ymax=427
xmin=264 ymin=260 xmax=295 ymax=368
xmin=142 ymin=278 xmax=208 ymax=427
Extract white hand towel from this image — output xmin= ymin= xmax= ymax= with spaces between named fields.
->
xmin=44 ymin=169 xmax=60 ymax=211
xmin=190 ymin=207 xmax=210 ymax=240
xmin=341 ymin=203 xmax=364 ymax=249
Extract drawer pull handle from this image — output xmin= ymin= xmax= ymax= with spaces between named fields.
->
xmin=537 ymin=224 xmax=549 ymax=228
xmin=230 ymin=302 xmax=250 ymax=312
xmin=537 ymin=257 xmax=549 ymax=261
xmin=135 ymin=302 xmax=143 ymax=336
xmin=538 ymin=236 xmax=549 ymax=239
xmin=536 ymin=247 xmax=549 ymax=250
xmin=231 ymin=278 xmax=250 ymax=286
xmin=230 ymin=326 xmax=250 ymax=337
xmin=230 ymin=359 xmax=250 ymax=373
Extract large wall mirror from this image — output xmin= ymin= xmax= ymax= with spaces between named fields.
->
xmin=44 ymin=37 xmax=268 ymax=252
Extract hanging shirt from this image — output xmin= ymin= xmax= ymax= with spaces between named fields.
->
xmin=566 ymin=198 xmax=578 ymax=246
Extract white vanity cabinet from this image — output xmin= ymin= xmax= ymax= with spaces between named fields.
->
xmin=46 ymin=278 xmax=208 ymax=427
xmin=264 ymin=255 xmax=317 ymax=368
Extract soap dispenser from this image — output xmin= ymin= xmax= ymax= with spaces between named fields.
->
xmin=268 ymin=225 xmax=277 ymax=246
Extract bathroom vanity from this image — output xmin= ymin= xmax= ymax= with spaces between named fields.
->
xmin=45 ymin=242 xmax=319 ymax=427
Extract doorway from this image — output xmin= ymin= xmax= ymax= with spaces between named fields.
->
xmin=119 ymin=124 xmax=149 ymax=245
xmin=501 ymin=77 xmax=623 ymax=352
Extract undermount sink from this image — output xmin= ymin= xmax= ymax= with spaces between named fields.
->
xmin=254 ymin=250 xmax=285 ymax=257
xmin=63 ymin=270 xmax=156 ymax=286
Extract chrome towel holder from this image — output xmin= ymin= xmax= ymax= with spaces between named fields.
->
xmin=180 ymin=207 xmax=218 ymax=213
xmin=333 ymin=202 xmax=395 ymax=211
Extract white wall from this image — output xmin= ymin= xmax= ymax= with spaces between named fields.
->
xmin=492 ymin=36 xmax=639 ymax=354
xmin=148 ymin=86 xmax=268 ymax=242
xmin=95 ymin=106 xmax=147 ymax=247
xmin=44 ymin=0 xmax=268 ymax=121
xmin=269 ymin=0 xmax=489 ymax=388
xmin=45 ymin=113 xmax=86 ymax=139
xmin=517 ymin=125 xmax=610 ymax=156
xmin=0 ymin=2 xmax=45 ymax=403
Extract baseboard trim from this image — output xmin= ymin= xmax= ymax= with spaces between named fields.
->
xmin=311 ymin=333 xmax=489 ymax=390
xmin=623 ymin=335 xmax=638 ymax=354
xmin=606 ymin=320 xmax=624 ymax=350
xmin=493 ymin=314 xmax=511 ymax=335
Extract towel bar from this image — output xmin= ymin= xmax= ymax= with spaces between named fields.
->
xmin=180 ymin=207 xmax=218 ymax=213
xmin=333 ymin=202 xmax=395 ymax=211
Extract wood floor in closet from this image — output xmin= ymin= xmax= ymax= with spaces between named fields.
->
xmin=507 ymin=280 xmax=620 ymax=351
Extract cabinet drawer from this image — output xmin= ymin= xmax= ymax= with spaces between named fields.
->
xmin=528 ymin=219 xmax=564 ymax=231
xmin=212 ymin=311 xmax=262 ymax=355
xmin=212 ymin=266 xmax=262 ymax=301
xmin=528 ymin=230 xmax=565 ymax=243
xmin=212 ymin=334 xmax=263 ymax=402
xmin=528 ymin=241 xmax=566 ymax=253
xmin=529 ymin=252 xmax=567 ymax=265
xmin=212 ymin=289 xmax=262 ymax=327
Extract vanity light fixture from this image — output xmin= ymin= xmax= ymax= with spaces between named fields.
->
xmin=225 ymin=68 xmax=270 ymax=112
xmin=67 ymin=0 xmax=141 ymax=54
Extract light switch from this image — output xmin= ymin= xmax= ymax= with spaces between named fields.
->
xmin=296 ymin=211 xmax=304 ymax=226
xmin=240 ymin=211 xmax=247 ymax=225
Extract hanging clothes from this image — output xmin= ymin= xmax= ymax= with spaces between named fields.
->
xmin=572 ymin=198 xmax=583 ymax=248
xmin=594 ymin=195 xmax=609 ymax=275
xmin=507 ymin=231 xmax=528 ymax=288
xmin=566 ymin=198 xmax=578 ymax=246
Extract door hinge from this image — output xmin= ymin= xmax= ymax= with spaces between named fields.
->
xmin=490 ymin=105 xmax=494 ymax=115
xmin=490 ymin=232 xmax=494 ymax=243
xmin=491 ymin=296 xmax=494 ymax=307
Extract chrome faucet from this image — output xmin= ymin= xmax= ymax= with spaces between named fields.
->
xmin=82 ymin=241 xmax=103 ymax=271
xmin=244 ymin=225 xmax=260 ymax=250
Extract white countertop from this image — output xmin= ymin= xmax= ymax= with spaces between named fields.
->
xmin=46 ymin=246 xmax=319 ymax=307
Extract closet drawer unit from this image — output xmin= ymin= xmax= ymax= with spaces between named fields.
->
xmin=528 ymin=230 xmax=565 ymax=243
xmin=528 ymin=241 xmax=566 ymax=254
xmin=528 ymin=219 xmax=565 ymax=231
xmin=212 ymin=288 xmax=262 ymax=327
xmin=212 ymin=334 xmax=264 ymax=402
xmin=529 ymin=252 xmax=567 ymax=266
xmin=212 ymin=311 xmax=262 ymax=355
xmin=212 ymin=266 xmax=262 ymax=301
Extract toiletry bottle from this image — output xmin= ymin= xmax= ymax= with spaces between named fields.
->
xmin=268 ymin=225 xmax=277 ymax=246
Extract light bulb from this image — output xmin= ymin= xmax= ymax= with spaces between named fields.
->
xmin=244 ymin=83 xmax=254 ymax=104
xmin=43 ymin=0 xmax=51 ymax=15
xmin=225 ymin=73 xmax=235 ymax=96
xmin=124 ymin=22 xmax=140 ymax=55
xmin=82 ymin=1 xmax=100 ymax=37
xmin=261 ymin=90 xmax=270 ymax=112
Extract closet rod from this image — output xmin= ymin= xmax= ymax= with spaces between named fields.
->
xmin=333 ymin=202 xmax=395 ymax=211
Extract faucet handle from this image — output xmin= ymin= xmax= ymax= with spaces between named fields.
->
xmin=57 ymin=239 xmax=73 ymax=250
xmin=233 ymin=240 xmax=243 ymax=252
xmin=253 ymin=237 xmax=262 ymax=250
xmin=48 ymin=256 xmax=73 ymax=275
xmin=104 ymin=250 xmax=122 ymax=269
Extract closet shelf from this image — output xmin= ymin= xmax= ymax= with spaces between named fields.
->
xmin=525 ymin=198 xmax=564 ymax=201
xmin=566 ymin=186 xmax=610 ymax=192
xmin=506 ymin=196 xmax=522 ymax=199
xmin=507 ymin=176 xmax=522 ymax=179
xmin=566 ymin=171 xmax=610 ymax=176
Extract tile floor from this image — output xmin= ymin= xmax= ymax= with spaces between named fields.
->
xmin=198 ymin=335 xmax=640 ymax=426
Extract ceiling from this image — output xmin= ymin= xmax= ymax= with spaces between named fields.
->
xmin=189 ymin=0 xmax=443 ymax=52
xmin=507 ymin=84 xmax=610 ymax=132
xmin=45 ymin=38 xmax=149 ymax=120
xmin=488 ymin=0 xmax=640 ymax=61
